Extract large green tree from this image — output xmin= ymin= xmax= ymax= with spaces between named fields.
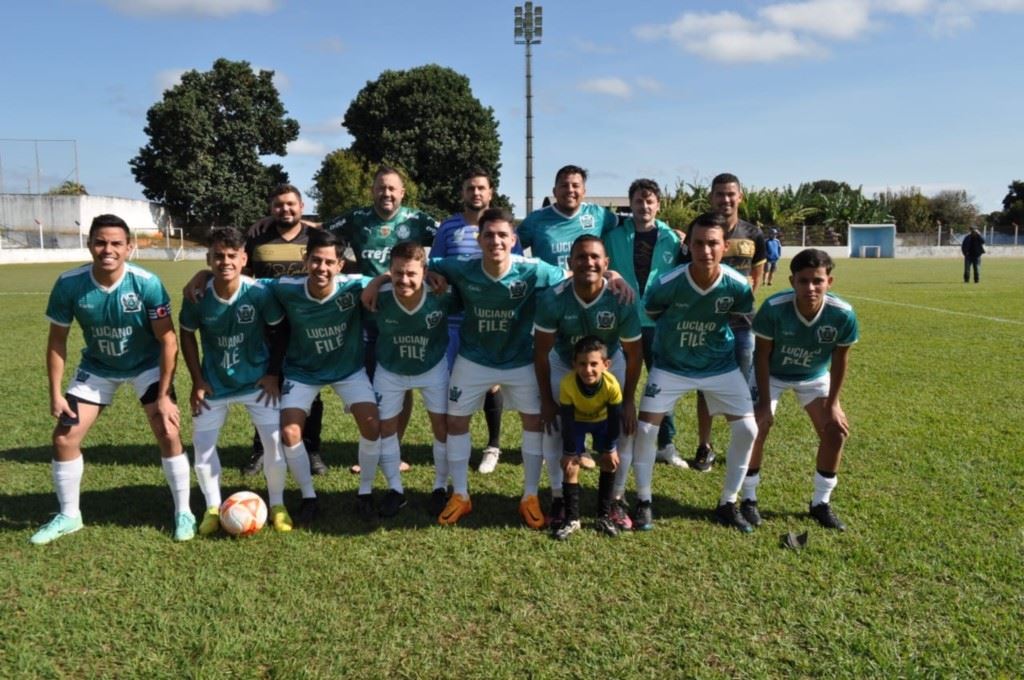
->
xmin=1000 ymin=180 xmax=1024 ymax=227
xmin=928 ymin=190 xmax=978 ymax=230
xmin=130 ymin=58 xmax=299 ymax=232
xmin=342 ymin=64 xmax=502 ymax=216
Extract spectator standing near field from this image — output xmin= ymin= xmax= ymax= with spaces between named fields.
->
xmin=961 ymin=226 xmax=985 ymax=283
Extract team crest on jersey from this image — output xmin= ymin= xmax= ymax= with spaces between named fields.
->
xmin=816 ymin=325 xmax=838 ymax=344
xmin=379 ymin=225 xmax=391 ymax=238
xmin=120 ymin=292 xmax=142 ymax=314
xmin=236 ymin=304 xmax=256 ymax=324
xmin=75 ymin=369 xmax=89 ymax=383
xmin=580 ymin=214 xmax=595 ymax=229
xmin=508 ymin=280 xmax=528 ymax=299
xmin=396 ymin=224 xmax=410 ymax=239
xmin=644 ymin=383 xmax=661 ymax=398
xmin=336 ymin=293 xmax=356 ymax=311
xmin=714 ymin=296 xmax=734 ymax=314
xmin=449 ymin=386 xmax=462 ymax=402
xmin=663 ymin=251 xmax=674 ymax=264
xmin=425 ymin=310 xmax=443 ymax=329
xmin=595 ymin=311 xmax=616 ymax=329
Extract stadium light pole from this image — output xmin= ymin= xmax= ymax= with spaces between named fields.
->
xmin=514 ymin=2 xmax=542 ymax=214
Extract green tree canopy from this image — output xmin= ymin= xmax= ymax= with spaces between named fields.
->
xmin=310 ymin=149 xmax=420 ymax=220
xmin=1000 ymin=180 xmax=1024 ymax=227
xmin=130 ymin=58 xmax=299 ymax=233
xmin=878 ymin=188 xmax=931 ymax=232
xmin=343 ymin=64 xmax=502 ymax=216
xmin=928 ymin=190 xmax=979 ymax=230
xmin=47 ymin=181 xmax=88 ymax=196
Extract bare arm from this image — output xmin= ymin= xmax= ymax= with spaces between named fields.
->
xmin=179 ymin=329 xmax=211 ymax=414
xmin=749 ymin=263 xmax=765 ymax=293
xmin=825 ymin=345 xmax=851 ymax=436
xmin=753 ymin=336 xmax=774 ymax=431
xmin=150 ymin=315 xmax=181 ymax=432
xmin=46 ymin=323 xmax=74 ymax=420
xmin=620 ymin=339 xmax=642 ymax=436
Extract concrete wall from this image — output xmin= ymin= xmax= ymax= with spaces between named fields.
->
xmin=0 ymin=247 xmax=206 ymax=265
xmin=0 ymin=194 xmax=174 ymax=248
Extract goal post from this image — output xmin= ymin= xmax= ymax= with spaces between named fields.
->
xmin=848 ymin=224 xmax=895 ymax=258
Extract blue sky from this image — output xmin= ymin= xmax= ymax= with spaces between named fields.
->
xmin=2 ymin=0 xmax=1021 ymax=216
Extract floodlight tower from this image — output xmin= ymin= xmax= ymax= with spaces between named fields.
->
xmin=514 ymin=2 xmax=542 ymax=214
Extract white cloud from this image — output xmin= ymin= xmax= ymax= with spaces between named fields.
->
xmin=760 ymin=0 xmax=872 ymax=40
xmin=875 ymin=0 xmax=933 ymax=15
xmin=103 ymin=0 xmax=277 ymax=17
xmin=287 ymin=138 xmax=327 ymax=156
xmin=577 ymin=77 xmax=632 ymax=98
xmin=634 ymin=11 xmax=822 ymax=62
xmin=155 ymin=68 xmax=186 ymax=92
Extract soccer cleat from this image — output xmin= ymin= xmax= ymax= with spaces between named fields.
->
xmin=552 ymin=519 xmax=581 ymax=541
xmin=609 ymin=499 xmax=634 ymax=531
xmin=714 ymin=501 xmax=754 ymax=533
xmin=579 ymin=452 xmax=597 ymax=470
xmin=297 ymin=497 xmax=319 ymax=526
xmin=438 ymin=493 xmax=472 ymax=526
xmin=198 ymin=507 xmax=220 ymax=536
xmin=174 ymin=511 xmax=197 ymax=542
xmin=633 ymin=500 xmax=654 ymax=531
xmin=30 ymin=513 xmax=83 ymax=545
xmin=308 ymin=451 xmax=328 ymax=476
xmin=428 ymin=487 xmax=449 ymax=516
xmin=594 ymin=516 xmax=619 ymax=537
xmin=356 ymin=493 xmax=376 ymax=521
xmin=809 ymin=502 xmax=846 ymax=531
xmin=519 ymin=494 xmax=547 ymax=529
xmin=691 ymin=444 xmax=717 ymax=472
xmin=477 ymin=447 xmax=501 ymax=474
xmin=656 ymin=443 xmax=689 ymax=468
xmin=547 ymin=496 xmax=565 ymax=532
xmin=740 ymin=499 xmax=763 ymax=528
xmin=241 ymin=451 xmax=264 ymax=476
xmin=270 ymin=504 xmax=293 ymax=532
xmin=379 ymin=490 xmax=407 ymax=518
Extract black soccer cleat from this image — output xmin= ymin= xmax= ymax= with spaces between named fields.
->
xmin=428 ymin=487 xmax=449 ymax=517
xmin=633 ymin=500 xmax=654 ymax=531
xmin=809 ymin=502 xmax=846 ymax=531
xmin=356 ymin=493 xmax=376 ymax=522
xmin=297 ymin=497 xmax=319 ymax=526
xmin=691 ymin=444 xmax=716 ymax=472
xmin=308 ymin=451 xmax=328 ymax=476
xmin=379 ymin=490 xmax=407 ymax=518
xmin=241 ymin=451 xmax=264 ymax=476
xmin=714 ymin=501 xmax=754 ymax=533
xmin=594 ymin=515 xmax=619 ymax=538
xmin=740 ymin=499 xmax=763 ymax=528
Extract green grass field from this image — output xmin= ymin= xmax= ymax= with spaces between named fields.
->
xmin=1 ymin=257 xmax=1022 ymax=678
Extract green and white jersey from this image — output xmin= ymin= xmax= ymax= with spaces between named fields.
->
xmin=643 ymin=263 xmax=755 ymax=378
xmin=602 ymin=218 xmax=682 ymax=328
xmin=534 ymin=279 xmax=642 ymax=366
xmin=326 ymin=206 xmax=438 ymax=276
xmin=369 ymin=286 xmax=456 ymax=376
xmin=46 ymin=263 xmax=171 ymax=378
xmin=752 ymin=291 xmax=859 ymax=381
xmin=179 ymin=276 xmax=285 ymax=399
xmin=269 ymin=275 xmax=367 ymax=384
xmin=430 ymin=254 xmax=566 ymax=369
xmin=516 ymin=203 xmax=619 ymax=269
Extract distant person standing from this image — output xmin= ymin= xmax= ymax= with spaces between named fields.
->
xmin=961 ymin=226 xmax=985 ymax=283
xmin=764 ymin=230 xmax=782 ymax=286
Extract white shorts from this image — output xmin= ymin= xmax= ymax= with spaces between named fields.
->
xmin=67 ymin=365 xmax=162 ymax=406
xmin=281 ymin=370 xmax=376 ymax=415
xmin=191 ymin=390 xmax=280 ymax=432
xmin=766 ymin=374 xmax=830 ymax=412
xmin=548 ymin=350 xmax=626 ymax=395
xmin=448 ymin=357 xmax=541 ymax=417
xmin=640 ymin=367 xmax=754 ymax=418
xmin=374 ymin=358 xmax=448 ymax=419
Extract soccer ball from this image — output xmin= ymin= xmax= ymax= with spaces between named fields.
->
xmin=219 ymin=491 xmax=267 ymax=536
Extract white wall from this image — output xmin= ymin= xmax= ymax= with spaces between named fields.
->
xmin=0 ymin=194 xmax=173 ymax=238
xmin=0 ymin=247 xmax=206 ymax=265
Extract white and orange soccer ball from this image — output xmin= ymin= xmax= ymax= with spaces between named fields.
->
xmin=219 ymin=491 xmax=267 ymax=536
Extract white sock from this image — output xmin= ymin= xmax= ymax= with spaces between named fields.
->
xmin=380 ymin=435 xmax=403 ymax=492
xmin=521 ymin=430 xmax=543 ymax=498
xmin=161 ymin=452 xmax=192 ymax=515
xmin=432 ymin=438 xmax=448 ymax=489
xmin=53 ymin=456 xmax=84 ymax=518
xmin=447 ymin=432 xmax=471 ymax=496
xmin=613 ymin=434 xmax=633 ymax=498
xmin=257 ymin=424 xmax=286 ymax=507
xmin=633 ymin=421 xmax=658 ymax=502
xmin=191 ymin=429 xmax=222 ymax=509
xmin=811 ymin=472 xmax=838 ymax=506
xmin=741 ymin=472 xmax=761 ymax=502
xmin=357 ymin=436 xmax=382 ymax=494
xmin=284 ymin=442 xmax=316 ymax=499
xmin=542 ymin=432 xmax=563 ymax=499
xmin=720 ymin=417 xmax=757 ymax=504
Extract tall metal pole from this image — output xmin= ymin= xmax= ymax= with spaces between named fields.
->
xmin=515 ymin=3 xmax=542 ymax=215
xmin=525 ymin=39 xmax=534 ymax=213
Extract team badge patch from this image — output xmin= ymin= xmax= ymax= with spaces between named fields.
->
xmin=508 ymin=280 xmax=528 ymax=299
xmin=236 ymin=304 xmax=256 ymax=324
xmin=449 ymin=386 xmax=462 ymax=403
xmin=595 ymin=311 xmax=615 ymax=330
xmin=816 ymin=325 xmax=838 ymax=344
xmin=580 ymin=214 xmax=595 ymax=229
xmin=379 ymin=226 xmax=391 ymax=238
xmin=396 ymin=224 xmax=410 ymax=239
xmin=714 ymin=296 xmax=734 ymax=314
xmin=336 ymin=293 xmax=356 ymax=311
xmin=644 ymin=383 xmax=661 ymax=398
xmin=120 ymin=292 xmax=142 ymax=314
xmin=425 ymin=310 xmax=443 ymax=329
xmin=75 ymin=369 xmax=89 ymax=383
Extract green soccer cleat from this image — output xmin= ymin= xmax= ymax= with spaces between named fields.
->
xmin=174 ymin=511 xmax=197 ymax=542
xmin=198 ymin=507 xmax=220 ymax=536
xmin=30 ymin=513 xmax=84 ymax=545
xmin=270 ymin=504 xmax=293 ymax=532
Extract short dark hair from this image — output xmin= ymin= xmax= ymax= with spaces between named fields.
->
xmin=88 ymin=214 xmax=130 ymax=240
xmin=374 ymin=165 xmax=404 ymax=184
xmin=711 ymin=173 xmax=742 ymax=192
xmin=573 ymin=335 xmax=608 ymax=360
xmin=790 ymin=248 xmax=834 ymax=274
xmin=628 ymin=178 xmax=661 ymax=201
xmin=390 ymin=240 xmax=426 ymax=264
xmin=462 ymin=167 xmax=492 ymax=187
xmin=208 ymin=226 xmax=246 ymax=250
xmin=688 ymin=211 xmax=729 ymax=234
xmin=555 ymin=165 xmax=588 ymax=185
xmin=268 ymin=183 xmax=302 ymax=203
xmin=306 ymin=228 xmax=344 ymax=260
xmin=479 ymin=207 xmax=514 ymax=233
xmin=570 ymin=234 xmax=605 ymax=258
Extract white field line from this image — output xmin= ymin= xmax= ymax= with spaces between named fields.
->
xmin=844 ymin=294 xmax=1024 ymax=326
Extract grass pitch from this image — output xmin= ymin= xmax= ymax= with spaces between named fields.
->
xmin=1 ymin=257 xmax=1022 ymax=677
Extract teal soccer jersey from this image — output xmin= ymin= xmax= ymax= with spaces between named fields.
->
xmin=326 ymin=206 xmax=437 ymax=276
xmin=516 ymin=203 xmax=619 ymax=269
xmin=269 ymin=275 xmax=367 ymax=384
xmin=430 ymin=254 xmax=566 ymax=369
xmin=534 ymin=280 xmax=642 ymax=365
xmin=46 ymin=263 xmax=172 ymax=378
xmin=752 ymin=291 xmax=859 ymax=381
xmin=179 ymin=277 xmax=285 ymax=399
xmin=643 ymin=264 xmax=755 ymax=378
xmin=369 ymin=286 xmax=456 ymax=375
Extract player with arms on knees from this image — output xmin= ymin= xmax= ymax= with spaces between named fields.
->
xmin=633 ymin=212 xmax=759 ymax=532
xmin=554 ymin=337 xmax=624 ymax=540
xmin=34 ymin=214 xmax=194 ymax=544
xmin=179 ymin=227 xmax=293 ymax=534
xmin=742 ymin=249 xmax=859 ymax=530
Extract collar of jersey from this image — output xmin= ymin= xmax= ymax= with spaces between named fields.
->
xmin=684 ymin=265 xmax=723 ymax=296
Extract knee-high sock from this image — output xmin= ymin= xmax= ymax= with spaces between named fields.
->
xmin=542 ymin=432 xmax=563 ymax=499
xmin=633 ymin=421 xmax=659 ymax=502
xmin=161 ymin=452 xmax=191 ymax=515
xmin=741 ymin=471 xmax=761 ymax=502
xmin=283 ymin=442 xmax=315 ymax=499
xmin=720 ymin=417 xmax=757 ymax=504
xmin=432 ymin=438 xmax=448 ymax=490
xmin=380 ymin=434 xmax=403 ymax=492
xmin=357 ymin=436 xmax=382 ymax=494
xmin=192 ymin=429 xmax=222 ymax=509
xmin=446 ymin=432 xmax=471 ymax=496
xmin=483 ymin=389 xmax=503 ymax=449
xmin=53 ymin=456 xmax=84 ymax=518
xmin=613 ymin=433 xmax=634 ymax=499
xmin=811 ymin=471 xmax=838 ymax=505
xmin=521 ymin=430 xmax=543 ymax=498
xmin=257 ymin=424 xmax=286 ymax=507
